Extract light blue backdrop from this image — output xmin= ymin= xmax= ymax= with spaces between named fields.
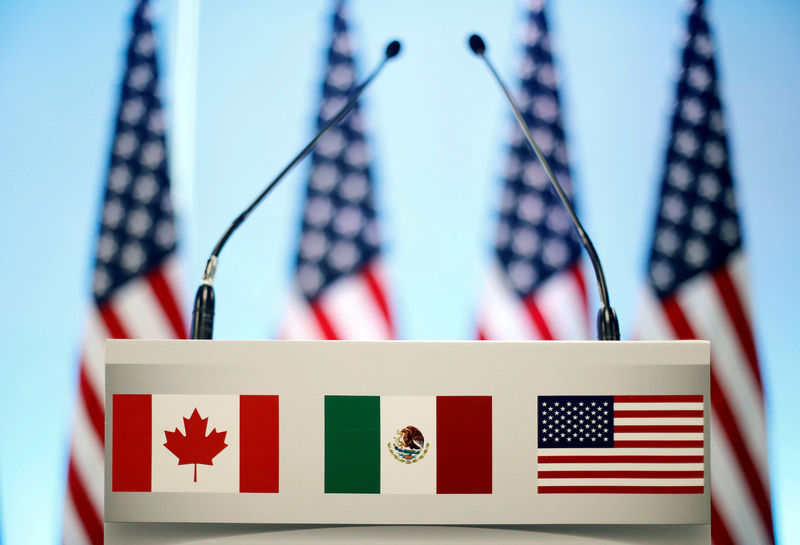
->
xmin=0 ymin=1 xmax=797 ymax=543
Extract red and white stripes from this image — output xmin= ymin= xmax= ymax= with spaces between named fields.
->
xmin=283 ymin=259 xmax=395 ymax=340
xmin=637 ymin=252 xmax=773 ymax=544
xmin=478 ymin=261 xmax=589 ymax=340
xmin=64 ymin=258 xmax=186 ymax=545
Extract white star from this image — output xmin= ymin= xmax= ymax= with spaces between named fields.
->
xmin=120 ymin=242 xmax=146 ymax=272
xmin=316 ymin=129 xmax=346 ymax=159
xmin=522 ymin=21 xmax=541 ymax=46
xmin=698 ymin=173 xmax=721 ymax=200
xmin=103 ymin=199 xmax=125 ymax=228
xmin=332 ymin=34 xmax=351 ymax=55
xmin=693 ymin=34 xmax=713 ymax=58
xmin=344 ymin=141 xmax=369 ymax=169
xmin=362 ymin=219 xmax=381 ymax=247
xmin=522 ymin=163 xmax=548 ymax=190
xmin=681 ymin=97 xmax=705 ymax=125
xmin=536 ymin=64 xmax=557 ymax=89
xmin=662 ymin=194 xmax=687 ymax=223
xmin=515 ymin=89 xmax=532 ymax=111
xmin=310 ymin=162 xmax=340 ymax=192
xmin=651 ymin=260 xmax=675 ymax=290
xmin=126 ymin=208 xmax=152 ymax=237
xmin=140 ymin=141 xmax=165 ymax=169
xmin=147 ymin=108 xmax=164 ymax=135
xmin=121 ymin=98 xmax=146 ymax=125
xmin=517 ymin=192 xmax=545 ymax=223
xmin=518 ymin=57 xmax=535 ymax=79
xmin=332 ymin=206 xmax=364 ymax=237
xmin=495 ymin=219 xmax=511 ymax=248
xmin=668 ymin=161 xmax=692 ymax=190
xmin=533 ymin=95 xmax=559 ymax=123
xmin=511 ymin=227 xmax=540 ymax=258
xmin=133 ymin=174 xmax=159 ymax=203
xmin=299 ymin=230 xmax=328 ymax=262
xmin=93 ymin=267 xmax=111 ymax=295
xmin=327 ymin=64 xmax=355 ymax=91
xmin=154 ymin=220 xmax=175 ymax=248
xmin=704 ymin=141 xmax=726 ymax=168
xmin=320 ymin=96 xmax=347 ymax=122
xmin=532 ymin=128 xmax=555 ymax=155
xmin=97 ymin=233 xmax=118 ymax=262
xmin=719 ymin=219 xmax=739 ymax=245
xmin=685 ymin=238 xmax=710 ymax=268
xmin=509 ymin=260 xmax=537 ymax=293
xmin=339 ymin=172 xmax=369 ymax=202
xmin=674 ymin=130 xmax=700 ymax=157
xmin=114 ymin=132 xmax=139 ymax=159
xmin=347 ymin=110 xmax=365 ymax=133
xmin=127 ymin=64 xmax=153 ymax=91
xmin=298 ymin=264 xmax=323 ymax=294
xmin=134 ymin=32 xmax=156 ymax=56
xmin=108 ymin=165 xmax=131 ymax=193
xmin=305 ymin=196 xmax=334 ymax=227
xmin=542 ymin=238 xmax=569 ymax=268
xmin=546 ymin=207 xmax=571 ymax=235
xmin=328 ymin=240 xmax=360 ymax=271
xmin=687 ymin=65 xmax=711 ymax=92
xmin=691 ymin=205 xmax=715 ymax=234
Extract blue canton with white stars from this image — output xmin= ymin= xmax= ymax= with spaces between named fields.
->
xmin=93 ymin=0 xmax=176 ymax=305
xmin=537 ymin=396 xmax=614 ymax=449
xmin=294 ymin=0 xmax=381 ymax=302
xmin=494 ymin=0 xmax=582 ymax=298
xmin=647 ymin=0 xmax=741 ymax=298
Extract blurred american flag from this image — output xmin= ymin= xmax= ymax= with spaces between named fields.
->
xmin=63 ymin=1 xmax=186 ymax=543
xmin=283 ymin=0 xmax=394 ymax=340
xmin=477 ymin=0 xmax=589 ymax=340
xmin=636 ymin=1 xmax=774 ymax=543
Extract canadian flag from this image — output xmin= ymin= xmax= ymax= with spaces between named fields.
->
xmin=112 ymin=394 xmax=279 ymax=493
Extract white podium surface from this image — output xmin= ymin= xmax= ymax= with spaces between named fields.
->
xmin=104 ymin=340 xmax=710 ymax=543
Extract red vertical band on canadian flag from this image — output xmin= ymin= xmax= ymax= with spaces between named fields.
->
xmin=240 ymin=395 xmax=280 ymax=493
xmin=436 ymin=396 xmax=492 ymax=494
xmin=112 ymin=394 xmax=152 ymax=492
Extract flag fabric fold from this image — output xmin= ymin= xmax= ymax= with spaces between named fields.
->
xmin=477 ymin=0 xmax=589 ymax=341
xmin=636 ymin=1 xmax=773 ymax=543
xmin=63 ymin=1 xmax=186 ymax=543
xmin=282 ymin=0 xmax=395 ymax=340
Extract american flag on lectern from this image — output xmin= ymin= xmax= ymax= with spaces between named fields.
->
xmin=636 ymin=1 xmax=773 ymax=543
xmin=537 ymin=395 xmax=705 ymax=494
xmin=477 ymin=0 xmax=589 ymax=340
xmin=282 ymin=0 xmax=394 ymax=340
xmin=63 ymin=1 xmax=187 ymax=543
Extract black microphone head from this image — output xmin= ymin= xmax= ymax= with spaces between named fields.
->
xmin=468 ymin=34 xmax=486 ymax=55
xmin=385 ymin=40 xmax=402 ymax=59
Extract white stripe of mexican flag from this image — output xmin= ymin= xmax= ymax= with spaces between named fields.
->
xmin=380 ymin=396 xmax=437 ymax=493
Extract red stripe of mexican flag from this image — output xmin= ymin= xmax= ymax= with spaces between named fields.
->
xmin=324 ymin=395 xmax=492 ymax=494
xmin=112 ymin=394 xmax=278 ymax=493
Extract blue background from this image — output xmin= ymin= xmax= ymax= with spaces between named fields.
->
xmin=0 ymin=1 xmax=798 ymax=543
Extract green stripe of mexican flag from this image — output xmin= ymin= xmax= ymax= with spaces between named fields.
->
xmin=324 ymin=396 xmax=492 ymax=494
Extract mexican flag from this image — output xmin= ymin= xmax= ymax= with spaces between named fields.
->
xmin=111 ymin=394 xmax=279 ymax=493
xmin=324 ymin=395 xmax=492 ymax=494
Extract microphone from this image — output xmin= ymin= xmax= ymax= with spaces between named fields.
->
xmin=467 ymin=34 xmax=620 ymax=341
xmin=190 ymin=40 xmax=403 ymax=339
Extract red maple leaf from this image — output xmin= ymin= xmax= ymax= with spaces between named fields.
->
xmin=163 ymin=408 xmax=228 ymax=483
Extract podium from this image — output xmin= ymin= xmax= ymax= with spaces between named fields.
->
xmin=104 ymin=340 xmax=710 ymax=543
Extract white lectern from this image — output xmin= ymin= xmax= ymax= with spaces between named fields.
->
xmin=104 ymin=340 xmax=710 ymax=543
